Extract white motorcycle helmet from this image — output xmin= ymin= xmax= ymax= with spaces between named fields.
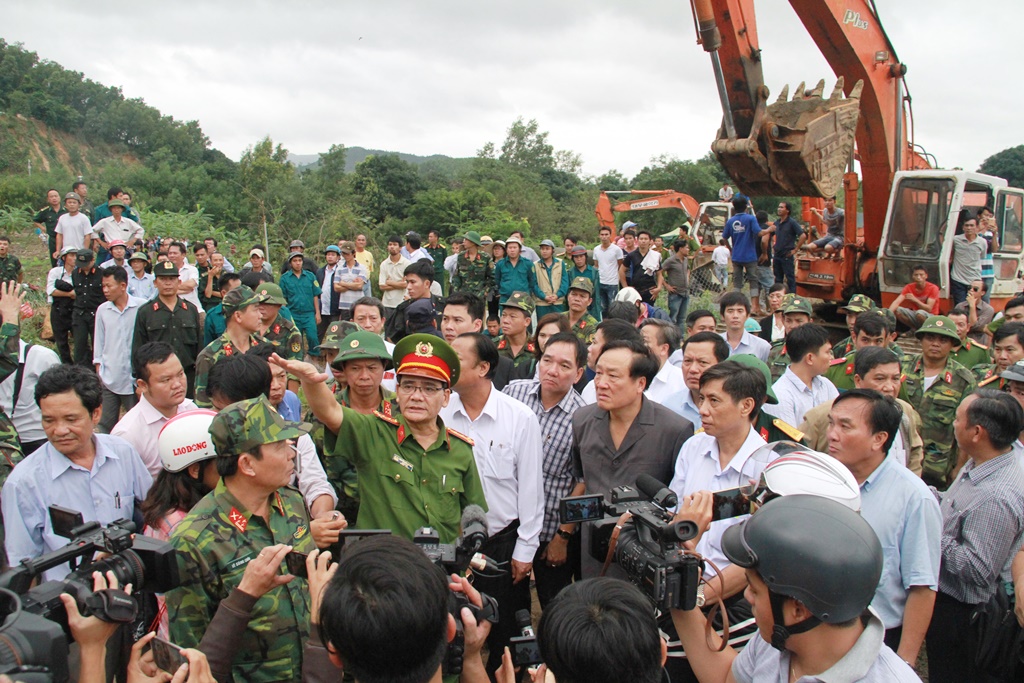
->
xmin=158 ymin=409 xmax=219 ymax=473
xmin=743 ymin=441 xmax=862 ymax=512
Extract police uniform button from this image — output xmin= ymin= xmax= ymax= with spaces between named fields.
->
xmin=394 ymin=474 xmax=401 ymax=482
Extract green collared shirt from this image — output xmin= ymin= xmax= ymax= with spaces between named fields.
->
xmin=167 ymin=479 xmax=315 ymax=683
xmin=329 ymin=408 xmax=488 ymax=543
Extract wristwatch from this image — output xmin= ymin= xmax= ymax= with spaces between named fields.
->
xmin=555 ymin=528 xmax=573 ymax=540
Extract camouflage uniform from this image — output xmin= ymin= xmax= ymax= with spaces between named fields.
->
xmin=767 ymin=342 xmax=791 ymax=383
xmin=951 ymin=339 xmax=990 ymax=371
xmin=261 ymin=313 xmax=303 ymax=360
xmin=451 ymin=251 xmax=493 ymax=298
xmin=167 ymin=398 xmax=314 ymax=683
xmin=0 ymin=254 xmax=22 ymax=285
xmin=496 ymin=291 xmax=537 ymax=371
xmin=569 ymin=314 xmax=599 ymax=345
xmin=972 ymin=363 xmax=1006 ymax=390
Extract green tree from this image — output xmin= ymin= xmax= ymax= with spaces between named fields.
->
xmin=499 ymin=118 xmax=554 ymax=173
xmin=407 ymin=187 xmax=495 ymax=237
xmin=979 ymin=145 xmax=1024 ymax=188
xmin=351 ymin=153 xmax=424 ymax=224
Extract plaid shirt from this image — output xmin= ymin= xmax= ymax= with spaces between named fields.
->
xmin=502 ymin=379 xmax=585 ymax=543
xmin=935 ymin=448 xmax=1024 ymax=604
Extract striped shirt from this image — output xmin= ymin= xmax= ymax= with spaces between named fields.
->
xmin=935 ymin=449 xmax=1024 ymax=604
xmin=333 ymin=262 xmax=369 ymax=310
xmin=502 ymin=379 xmax=585 ymax=543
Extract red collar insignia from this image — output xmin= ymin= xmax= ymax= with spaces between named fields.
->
xmin=229 ymin=507 xmax=248 ymax=533
xmin=526 ymin=342 xmax=536 ymax=352
xmin=181 ymin=301 xmax=187 ymax=310
xmin=845 ymin=364 xmax=853 ymax=375
xmin=579 ymin=321 xmax=587 ymax=328
xmin=760 ymin=426 xmax=769 ymax=441
xmin=382 ymin=401 xmax=392 ymax=417
xmin=396 ymin=424 xmax=406 ymax=444
xmin=224 ymin=344 xmax=234 ymax=357
xmin=153 ymin=302 xmax=159 ymax=310
xmin=274 ymin=324 xmax=281 ymax=334
xmin=497 ymin=339 xmax=507 ymax=350
xmin=945 ymin=371 xmax=952 ymax=384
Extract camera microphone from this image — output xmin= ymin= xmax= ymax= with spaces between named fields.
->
xmin=635 ymin=474 xmax=678 ymax=509
xmin=515 ymin=609 xmax=535 ymax=638
xmin=459 ymin=505 xmax=488 ymax=555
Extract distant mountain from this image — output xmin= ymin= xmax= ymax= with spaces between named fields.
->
xmin=289 ymin=146 xmax=472 ymax=173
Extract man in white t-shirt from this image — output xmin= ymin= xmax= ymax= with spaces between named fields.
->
xmin=593 ymin=226 xmax=624 ymax=316
xmin=712 ymin=239 xmax=731 ymax=288
xmin=53 ymin=193 xmax=94 ymax=257
xmin=168 ymin=242 xmax=203 ymax=314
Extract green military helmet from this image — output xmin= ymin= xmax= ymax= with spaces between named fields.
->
xmin=319 ymin=320 xmax=360 ymax=351
xmin=222 ymin=285 xmax=268 ymax=315
xmin=333 ymin=330 xmax=394 ymax=370
xmin=209 ymin=396 xmax=312 ymax=457
xmin=464 ymin=231 xmax=483 ymax=247
xmin=839 ymin=294 xmax=875 ymax=314
xmin=502 ymin=291 xmax=535 ymax=316
xmin=256 ymin=282 xmax=288 ymax=306
xmin=393 ymin=333 xmax=461 ymax=388
xmin=153 ymin=259 xmax=180 ymax=278
xmin=781 ymin=296 xmax=813 ymax=317
xmin=727 ymin=354 xmax=779 ymax=404
xmin=915 ymin=315 xmax=960 ymax=343
xmin=568 ymin=276 xmax=595 ymax=296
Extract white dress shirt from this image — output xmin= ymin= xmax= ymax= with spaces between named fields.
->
xmin=293 ymin=433 xmax=339 ymax=509
xmin=0 ymin=341 xmax=60 ymax=444
xmin=178 ymin=262 xmax=203 ymax=312
xmin=320 ymin=264 xmax=338 ymax=314
xmin=111 ymin=394 xmax=199 ymax=477
xmin=669 ymin=427 xmax=770 ymax=576
xmin=45 ymin=264 xmax=74 ymax=302
xmin=93 ymin=296 xmax=147 ymax=395
xmin=382 ymin=340 xmax=396 ymax=392
xmin=580 ymin=380 xmax=597 ymax=405
xmin=721 ymin=329 xmax=772 ymax=363
xmin=440 ymin=387 xmax=545 ymax=563
xmin=645 ymin=359 xmax=687 ymax=406
xmin=763 ymin=367 xmax=839 ymax=427
xmin=94 ymin=215 xmax=144 ymax=244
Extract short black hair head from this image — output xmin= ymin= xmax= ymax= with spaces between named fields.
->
xmin=35 ymin=364 xmax=102 ymax=412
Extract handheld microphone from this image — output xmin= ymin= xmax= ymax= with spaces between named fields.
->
xmin=515 ymin=609 xmax=535 ymax=638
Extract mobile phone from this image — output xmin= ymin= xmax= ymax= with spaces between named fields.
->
xmin=285 ymin=551 xmax=309 ymax=579
xmin=151 ymin=636 xmax=188 ymax=674
xmin=559 ymin=494 xmax=604 ymax=524
xmin=49 ymin=505 xmax=85 ymax=539
xmin=509 ymin=636 xmax=543 ymax=666
xmin=711 ymin=487 xmax=752 ymax=521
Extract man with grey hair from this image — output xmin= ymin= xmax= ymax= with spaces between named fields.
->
xmin=639 ymin=318 xmax=686 ymax=405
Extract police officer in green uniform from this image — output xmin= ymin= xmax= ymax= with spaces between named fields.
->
xmin=731 ymin=354 xmax=806 ymax=444
xmin=766 ymin=295 xmax=813 ymax=382
xmin=279 ymin=250 xmax=321 ymax=357
xmin=947 ymin=309 xmax=991 ymax=370
xmin=495 ymin=291 xmax=537 ymax=372
xmin=832 ymin=294 xmax=875 ymax=358
xmin=566 ymin=276 xmax=599 ymax=345
xmin=321 ymin=330 xmax=398 ymax=524
xmin=824 ymin=310 xmax=892 ymax=392
xmin=900 ymin=315 xmax=977 ymax=489
xmin=274 ymin=333 xmax=488 ymax=543
xmin=133 ymin=259 xmax=202 ymax=397
xmin=166 ymin=396 xmax=317 ymax=683
xmin=33 ymin=190 xmax=65 ymax=267
xmin=194 ymin=286 xmax=269 ymax=408
xmin=452 ymin=231 xmax=492 ymax=302
xmin=256 ymin=282 xmax=303 ymax=361
xmin=970 ymin=322 xmax=1024 ymax=389
xmin=425 ymin=230 xmax=449 ymax=295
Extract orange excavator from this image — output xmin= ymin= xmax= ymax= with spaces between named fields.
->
xmin=688 ymin=0 xmax=1024 ymax=310
xmin=595 ymin=190 xmax=701 ymax=233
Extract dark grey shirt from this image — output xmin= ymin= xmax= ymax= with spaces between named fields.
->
xmin=571 ymin=397 xmax=694 ymax=578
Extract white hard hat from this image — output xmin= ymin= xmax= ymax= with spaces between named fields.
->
xmin=746 ymin=441 xmax=862 ymax=512
xmin=158 ymin=409 xmax=219 ymax=472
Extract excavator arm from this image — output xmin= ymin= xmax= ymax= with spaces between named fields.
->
xmin=595 ymin=190 xmax=701 ymax=233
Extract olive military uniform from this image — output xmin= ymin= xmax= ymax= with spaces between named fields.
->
xmin=0 ymin=255 xmax=22 ymax=285
xmin=496 ymin=291 xmax=537 ymax=372
xmin=767 ymin=342 xmax=791 ymax=383
xmin=972 ymin=364 xmax=1006 ymax=389
xmin=951 ymin=339 xmax=990 ymax=370
xmin=193 ymin=332 xmax=266 ymax=408
xmin=33 ymin=205 xmax=65 ymax=267
xmin=452 ymin=251 xmax=493 ymax=298
xmin=426 ymin=243 xmax=449 ymax=294
xmin=832 ymin=335 xmax=905 ymax=361
xmin=261 ymin=313 xmax=303 ymax=360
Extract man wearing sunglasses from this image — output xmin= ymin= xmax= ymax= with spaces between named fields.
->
xmin=273 ymin=333 xmax=488 ymax=544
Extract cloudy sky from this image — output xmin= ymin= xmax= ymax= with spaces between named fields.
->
xmin=2 ymin=0 xmax=1018 ymax=179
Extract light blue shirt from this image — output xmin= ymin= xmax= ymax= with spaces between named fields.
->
xmin=128 ymin=272 xmax=156 ymax=301
xmin=859 ymin=455 xmax=941 ymax=629
xmin=722 ymin=329 xmax=772 ymax=363
xmin=94 ymin=295 xmax=146 ymax=395
xmin=664 ymin=388 xmax=702 ymax=429
xmin=763 ymin=367 xmax=839 ymax=426
xmin=2 ymin=435 xmax=153 ymax=580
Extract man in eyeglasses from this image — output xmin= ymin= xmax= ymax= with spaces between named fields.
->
xmin=272 ymin=333 xmax=488 ymax=543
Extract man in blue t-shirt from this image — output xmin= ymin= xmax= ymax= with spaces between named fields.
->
xmin=722 ymin=195 xmax=762 ymax=300
xmin=768 ymin=201 xmax=805 ymax=292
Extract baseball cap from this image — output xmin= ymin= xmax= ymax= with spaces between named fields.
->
xmin=248 ymin=248 xmax=265 ymax=259
xmin=209 ymin=396 xmax=311 ymax=458
xmin=339 ymin=241 xmax=356 ymax=254
xmin=1000 ymin=359 xmax=1024 ymax=383
xmin=782 ymin=296 xmax=813 ymax=316
xmin=570 ymin=246 xmax=588 ymax=257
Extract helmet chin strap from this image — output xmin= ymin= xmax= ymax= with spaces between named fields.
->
xmin=768 ymin=591 xmax=820 ymax=651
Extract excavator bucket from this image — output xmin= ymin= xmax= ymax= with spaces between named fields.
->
xmin=712 ymin=78 xmax=863 ymax=198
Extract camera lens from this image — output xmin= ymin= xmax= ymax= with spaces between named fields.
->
xmin=81 ymin=550 xmax=147 ymax=590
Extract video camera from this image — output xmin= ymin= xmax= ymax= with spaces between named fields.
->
xmin=559 ymin=475 xmax=702 ymax=613
xmin=0 ymin=505 xmax=180 ymax=683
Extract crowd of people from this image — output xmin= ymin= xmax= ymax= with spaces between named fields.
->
xmin=0 ymin=183 xmax=1018 ymax=683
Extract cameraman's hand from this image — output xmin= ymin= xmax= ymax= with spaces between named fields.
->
xmin=237 ymin=544 xmax=293 ymax=598
xmin=60 ymin=571 xmax=131 ymax=651
xmin=673 ymin=490 xmax=714 ymax=551
xmin=310 ymin=509 xmax=348 ymax=548
xmin=307 ymin=549 xmax=337 ymax=625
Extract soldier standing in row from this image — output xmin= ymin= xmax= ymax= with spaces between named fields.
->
xmin=133 ymin=260 xmax=202 ymax=398
xmin=452 ymin=231 xmax=492 ymax=307
xmin=279 ymin=250 xmax=321 ymax=358
xmin=194 ymin=286 xmax=268 ymax=408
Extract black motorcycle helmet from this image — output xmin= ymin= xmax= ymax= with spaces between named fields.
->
xmin=721 ymin=494 xmax=882 ymax=650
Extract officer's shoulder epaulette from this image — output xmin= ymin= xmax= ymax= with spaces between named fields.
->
xmin=978 ymin=374 xmax=1002 ymax=387
xmin=773 ymin=418 xmax=805 ymax=442
xmin=770 ymin=339 xmax=785 ymax=349
xmin=373 ymin=410 xmax=400 ymax=426
xmin=830 ymin=357 xmax=848 ymax=366
xmin=447 ymin=427 xmax=475 ymax=446
xmin=972 ymin=340 xmax=988 ymax=350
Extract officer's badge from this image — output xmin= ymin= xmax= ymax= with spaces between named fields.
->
xmin=350 ymin=339 xmax=359 ymax=348
xmin=293 ymin=525 xmax=308 ymax=540
xmin=415 ymin=341 xmax=434 ymax=357
xmin=935 ymin=320 xmax=943 ymax=326
xmin=229 ymin=507 xmax=248 ymax=533
xmin=291 ymin=341 xmax=301 ymax=353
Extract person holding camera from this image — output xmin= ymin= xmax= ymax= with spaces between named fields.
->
xmin=165 ymin=396 xmax=316 ymax=683
xmin=672 ymin=495 xmax=920 ymax=682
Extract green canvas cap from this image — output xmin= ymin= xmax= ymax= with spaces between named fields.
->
xmin=332 ymin=330 xmax=394 ymax=369
xmin=839 ymin=294 xmax=875 ymax=314
xmin=501 ymin=291 xmax=535 ymax=316
xmin=319 ymin=320 xmax=360 ymax=350
xmin=222 ymin=285 xmax=267 ymax=314
xmin=209 ymin=396 xmax=311 ymax=457
xmin=255 ymin=282 xmax=288 ymax=306
xmin=782 ymin=296 xmax=813 ymax=316
xmin=915 ymin=315 xmax=960 ymax=343
xmin=569 ymin=276 xmax=594 ymax=295
xmin=464 ymin=231 xmax=482 ymax=246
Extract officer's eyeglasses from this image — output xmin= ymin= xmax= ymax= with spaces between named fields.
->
xmin=396 ymin=383 xmax=446 ymax=397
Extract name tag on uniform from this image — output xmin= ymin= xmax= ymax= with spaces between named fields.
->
xmin=227 ymin=553 xmax=254 ymax=572
xmin=392 ymin=454 xmax=414 ymax=472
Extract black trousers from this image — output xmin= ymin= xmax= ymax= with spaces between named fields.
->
xmin=472 ymin=520 xmax=529 ymax=679
xmin=51 ymin=306 xmax=74 ymax=364
xmin=72 ymin=313 xmax=95 ymax=367
xmin=531 ymin=534 xmax=580 ymax=610
xmin=926 ymin=591 xmax=1003 ymax=683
